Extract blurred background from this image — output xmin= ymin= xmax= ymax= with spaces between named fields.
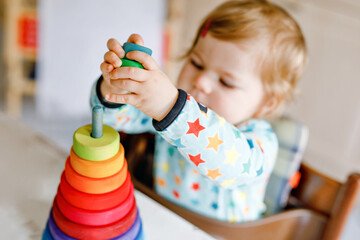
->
xmin=0 ymin=0 xmax=359 ymax=239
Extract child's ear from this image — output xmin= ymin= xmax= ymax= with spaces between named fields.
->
xmin=255 ymin=96 xmax=281 ymax=118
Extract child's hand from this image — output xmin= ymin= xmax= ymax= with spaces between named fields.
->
xmin=101 ymin=34 xmax=179 ymax=121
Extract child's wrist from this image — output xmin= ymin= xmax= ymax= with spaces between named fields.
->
xmin=154 ymin=89 xmax=179 ymax=122
xmin=100 ymin=80 xmax=107 ymax=99
xmin=152 ymin=89 xmax=187 ymax=131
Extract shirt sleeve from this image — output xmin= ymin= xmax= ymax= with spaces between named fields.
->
xmin=90 ymin=76 xmax=155 ymax=134
xmin=153 ymin=89 xmax=278 ymax=189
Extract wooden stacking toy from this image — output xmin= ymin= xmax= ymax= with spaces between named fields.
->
xmin=42 ymin=42 xmax=152 ymax=240
xmin=42 ymin=106 xmax=145 ymax=240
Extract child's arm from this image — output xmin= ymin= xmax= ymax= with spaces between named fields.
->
xmin=153 ymin=91 xmax=278 ymax=189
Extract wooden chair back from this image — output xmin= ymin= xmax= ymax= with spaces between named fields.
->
xmin=289 ymin=164 xmax=360 ymax=240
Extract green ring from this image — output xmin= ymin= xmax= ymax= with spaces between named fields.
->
xmin=120 ymin=59 xmax=144 ymax=69
xmin=73 ymin=124 xmax=119 ymax=161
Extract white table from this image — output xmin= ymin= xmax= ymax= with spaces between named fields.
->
xmin=0 ymin=113 xmax=214 ymax=240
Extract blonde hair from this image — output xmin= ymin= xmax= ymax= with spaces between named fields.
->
xmin=186 ymin=0 xmax=307 ymax=118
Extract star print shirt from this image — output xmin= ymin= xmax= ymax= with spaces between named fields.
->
xmin=90 ymin=78 xmax=278 ymax=222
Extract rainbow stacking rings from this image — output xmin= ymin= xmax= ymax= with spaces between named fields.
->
xmin=42 ymin=54 xmax=149 ymax=239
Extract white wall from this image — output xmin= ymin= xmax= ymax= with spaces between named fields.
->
xmin=36 ymin=0 xmax=166 ymax=119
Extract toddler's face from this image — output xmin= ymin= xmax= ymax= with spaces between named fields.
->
xmin=177 ymin=35 xmax=266 ymax=125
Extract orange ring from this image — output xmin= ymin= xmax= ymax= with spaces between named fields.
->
xmin=59 ymin=171 xmax=132 ymax=211
xmin=65 ymin=156 xmax=128 ymax=194
xmin=70 ymin=144 xmax=124 ymax=178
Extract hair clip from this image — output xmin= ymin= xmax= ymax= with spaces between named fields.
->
xmin=201 ymin=18 xmax=213 ymax=37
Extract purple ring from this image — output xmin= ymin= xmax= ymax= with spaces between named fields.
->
xmin=109 ymin=210 xmax=141 ymax=240
xmin=48 ymin=209 xmax=76 ymax=240
xmin=48 ymin=208 xmax=141 ymax=240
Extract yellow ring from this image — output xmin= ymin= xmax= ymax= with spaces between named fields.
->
xmin=73 ymin=124 xmax=119 ymax=161
xmin=70 ymin=144 xmax=125 ymax=178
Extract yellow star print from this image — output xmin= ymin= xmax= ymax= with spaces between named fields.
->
xmin=117 ymin=107 xmax=128 ymax=114
xmin=237 ymin=191 xmax=247 ymax=200
xmin=221 ymin=179 xmax=235 ymax=187
xmin=206 ymin=133 xmax=224 ymax=152
xmin=243 ymin=206 xmax=251 ymax=216
xmin=216 ymin=115 xmax=225 ymax=126
xmin=162 ymin=162 xmax=169 ymax=173
xmin=178 ymin=159 xmax=185 ymax=170
xmin=225 ymin=146 xmax=240 ymax=166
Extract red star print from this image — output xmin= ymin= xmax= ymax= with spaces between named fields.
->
xmin=189 ymin=154 xmax=205 ymax=166
xmin=192 ymin=183 xmax=200 ymax=191
xmin=186 ymin=118 xmax=205 ymax=137
xmin=187 ymin=95 xmax=191 ymax=101
xmin=173 ymin=190 xmax=180 ymax=198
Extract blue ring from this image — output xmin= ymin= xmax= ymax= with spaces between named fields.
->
xmin=41 ymin=221 xmax=54 ymax=240
xmin=135 ymin=220 xmax=145 ymax=240
xmin=123 ymin=42 xmax=152 ymax=58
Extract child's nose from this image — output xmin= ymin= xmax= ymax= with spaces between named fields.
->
xmin=193 ymin=72 xmax=212 ymax=94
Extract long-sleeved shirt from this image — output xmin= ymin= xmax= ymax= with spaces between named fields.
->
xmin=90 ymin=77 xmax=278 ymax=222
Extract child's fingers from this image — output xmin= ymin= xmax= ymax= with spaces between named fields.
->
xmin=127 ymin=34 xmax=144 ymax=46
xmin=110 ymin=79 xmax=141 ymax=94
xmin=126 ymin=51 xmax=158 ymax=70
xmin=104 ymin=51 xmax=122 ymax=68
xmin=105 ymin=93 xmax=137 ymax=106
xmin=110 ymin=67 xmax=148 ymax=82
xmin=100 ymin=62 xmax=114 ymax=73
xmin=107 ymin=38 xmax=125 ymax=58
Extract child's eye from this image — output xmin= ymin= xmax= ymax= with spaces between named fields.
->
xmin=220 ymin=79 xmax=234 ymax=88
xmin=190 ymin=59 xmax=204 ymax=70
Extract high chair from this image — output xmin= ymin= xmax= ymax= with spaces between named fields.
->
xmin=120 ymin=117 xmax=360 ymax=240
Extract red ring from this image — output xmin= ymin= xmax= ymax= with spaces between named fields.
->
xmin=56 ymin=183 xmax=135 ymax=226
xmin=65 ymin=156 xmax=128 ymax=194
xmin=52 ymin=197 xmax=137 ymax=239
xmin=59 ymin=171 xmax=132 ymax=211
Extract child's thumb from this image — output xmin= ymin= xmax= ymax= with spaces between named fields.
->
xmin=127 ymin=34 xmax=144 ymax=46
